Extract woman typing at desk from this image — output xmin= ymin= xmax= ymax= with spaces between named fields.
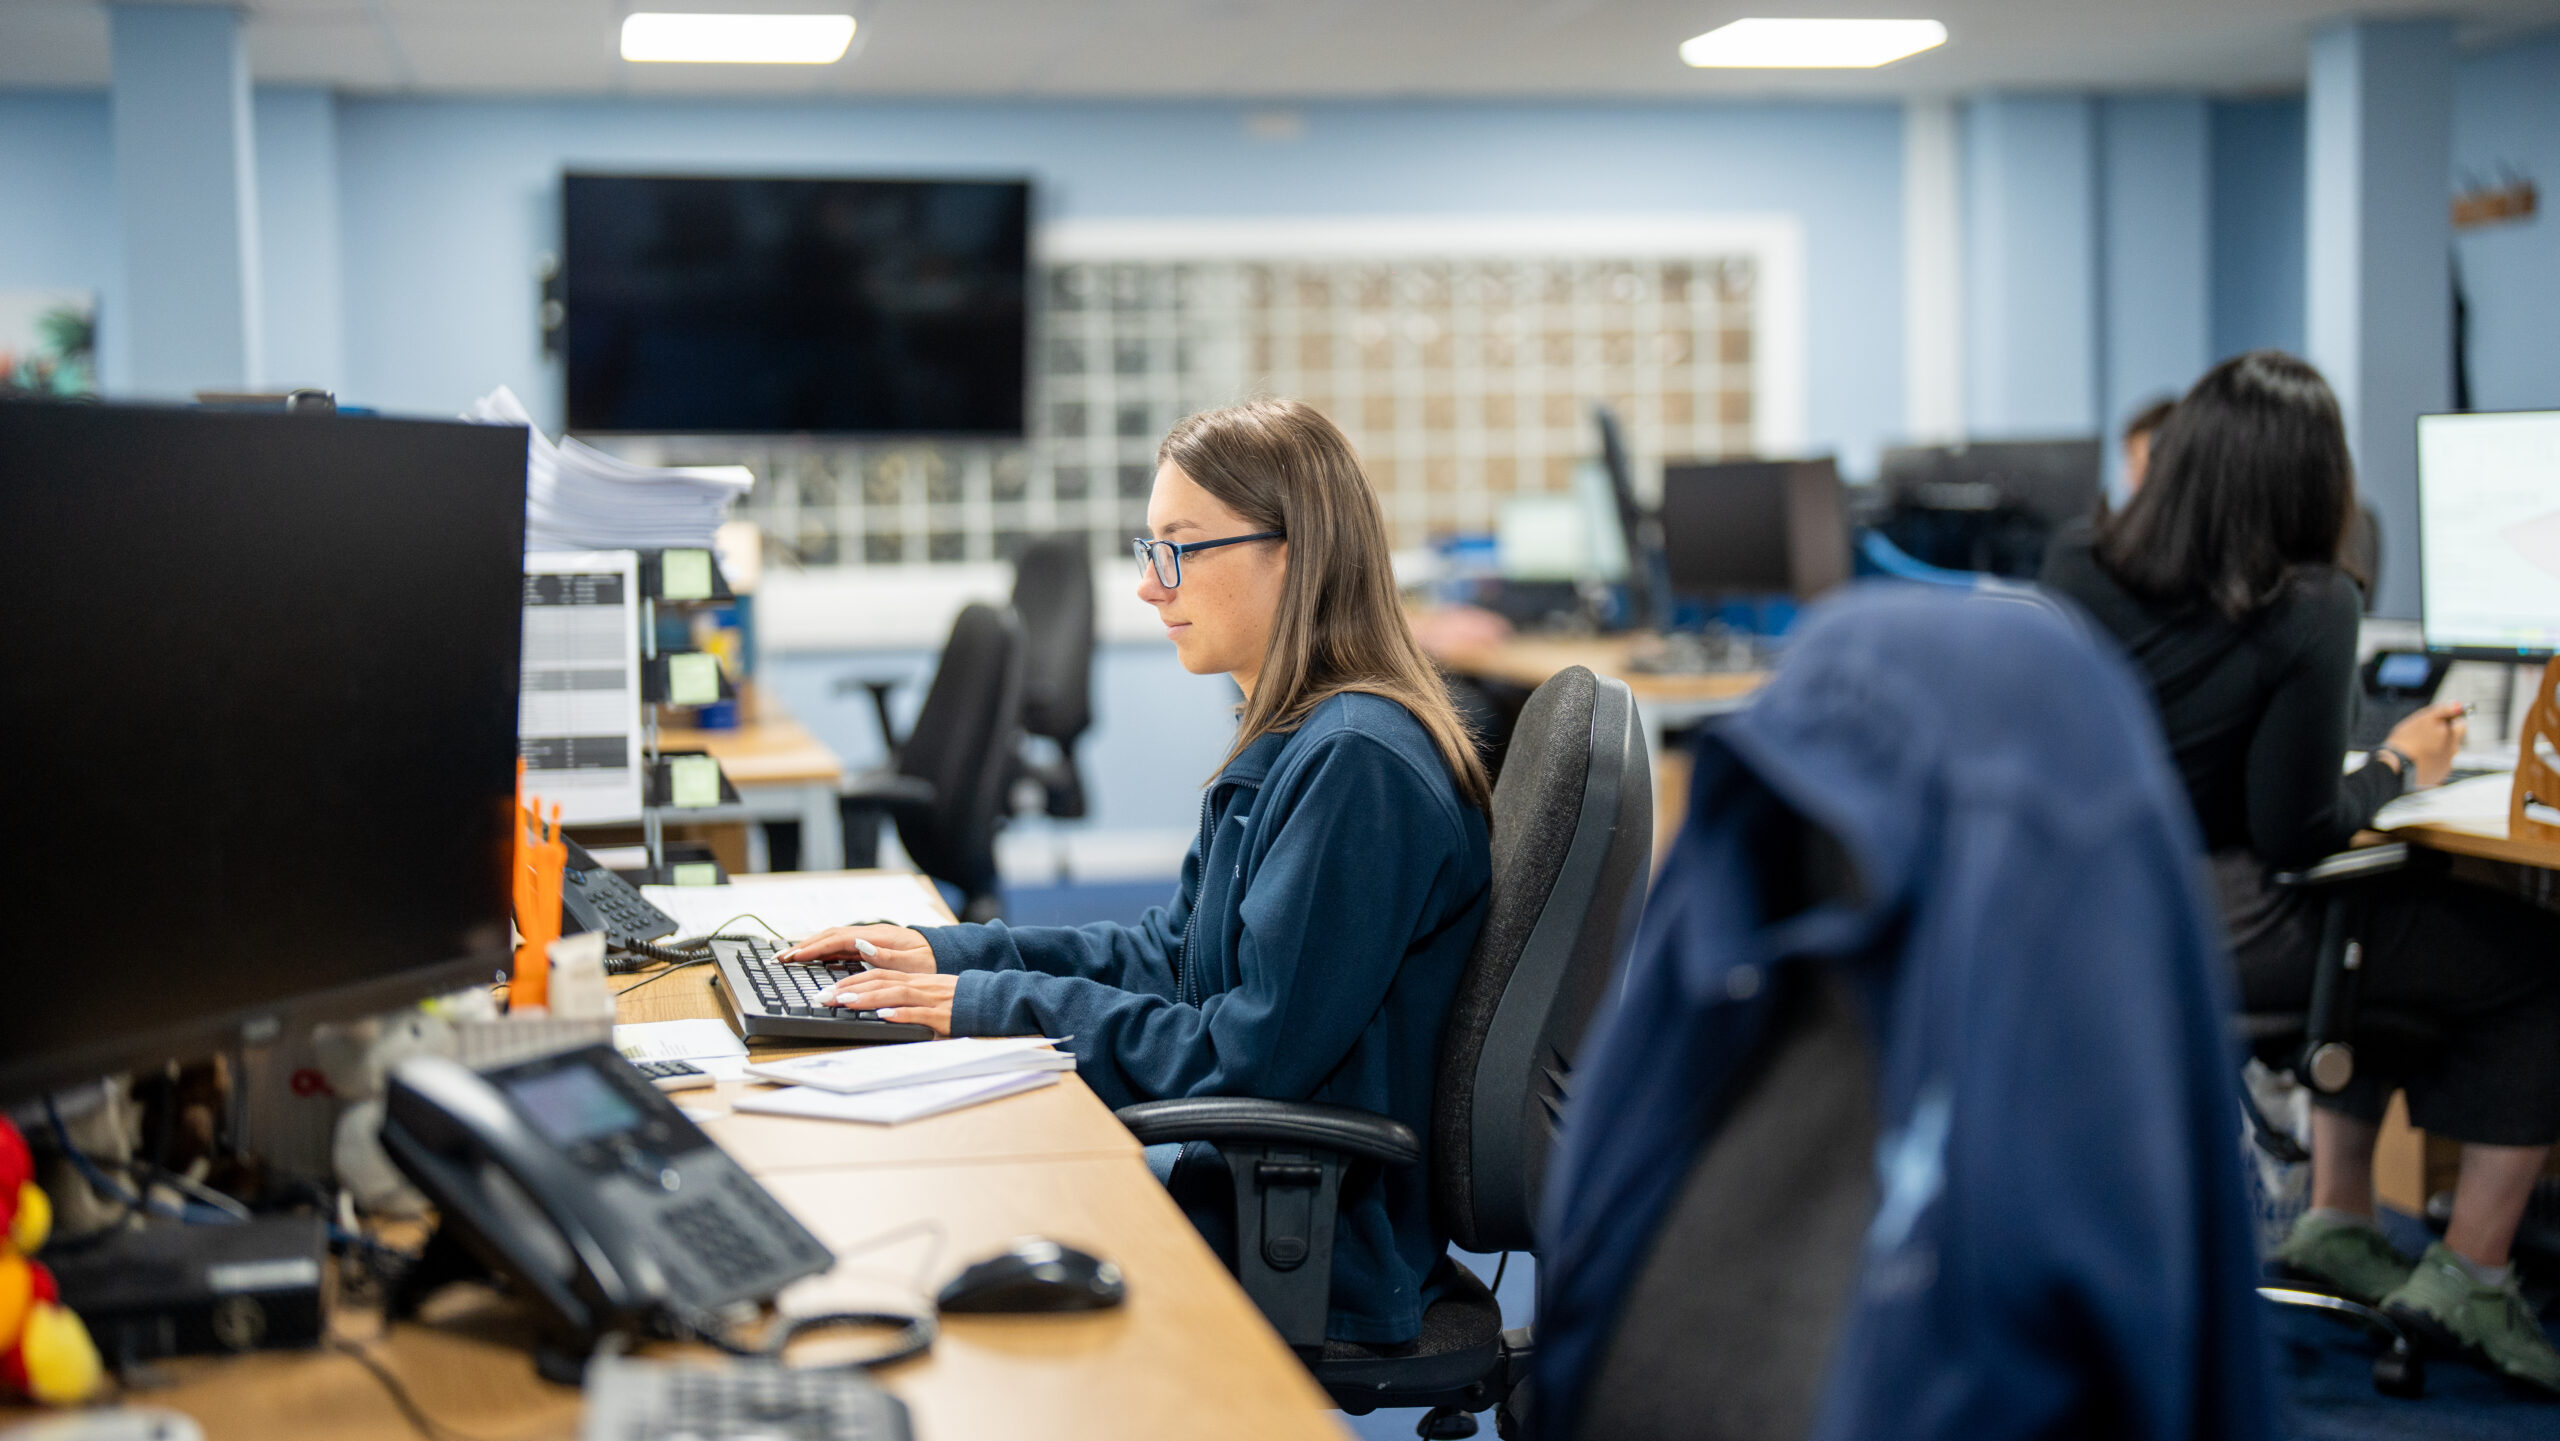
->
xmin=779 ymin=399 xmax=1494 ymax=1351
xmin=2042 ymin=350 xmax=2560 ymax=1394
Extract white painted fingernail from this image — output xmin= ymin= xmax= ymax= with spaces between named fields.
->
xmin=855 ymin=939 xmax=879 ymax=959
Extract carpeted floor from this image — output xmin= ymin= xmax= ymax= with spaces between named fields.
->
xmin=2270 ymin=1209 xmax=2560 ymax=1440
xmin=998 ymin=877 xmax=1177 ymax=929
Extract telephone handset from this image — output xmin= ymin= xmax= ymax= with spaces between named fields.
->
xmin=381 ymin=1045 xmax=833 ymax=1379
xmin=560 ymin=836 xmax=680 ymax=950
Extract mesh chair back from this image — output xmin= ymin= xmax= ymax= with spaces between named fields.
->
xmin=1010 ymin=537 xmax=1095 ymax=746
xmin=894 ymin=603 xmax=1024 ymax=895
xmin=1432 ymin=667 xmax=1653 ymax=1254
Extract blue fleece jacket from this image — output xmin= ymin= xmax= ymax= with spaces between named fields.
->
xmin=921 ymin=690 xmax=1491 ymax=1344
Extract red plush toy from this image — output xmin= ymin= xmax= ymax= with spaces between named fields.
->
xmin=0 ymin=1115 xmax=103 ymax=1404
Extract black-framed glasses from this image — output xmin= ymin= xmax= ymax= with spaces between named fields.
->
xmin=1132 ymin=531 xmax=1284 ymax=589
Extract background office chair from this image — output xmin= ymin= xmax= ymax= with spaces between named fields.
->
xmin=836 ymin=602 xmax=1024 ymax=922
xmin=1116 ymin=666 xmax=1653 ymax=1436
xmin=1007 ymin=535 xmax=1097 ymax=824
xmin=2234 ymin=843 xmax=2433 ymax=1397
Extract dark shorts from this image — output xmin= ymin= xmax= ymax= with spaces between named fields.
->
xmin=2217 ymin=848 xmax=2560 ymax=1147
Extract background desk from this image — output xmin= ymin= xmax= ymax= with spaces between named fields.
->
xmin=658 ymin=685 xmax=847 ymax=871
xmin=50 ymin=873 xmax=1343 ymax=1440
xmin=1427 ymin=628 xmax=1764 ymax=855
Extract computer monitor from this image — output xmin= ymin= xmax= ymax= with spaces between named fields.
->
xmin=1659 ymin=459 xmax=1851 ymax=602
xmin=1593 ymin=405 xmax=1666 ymax=629
xmin=2418 ymin=409 xmax=2560 ymax=659
xmin=1878 ymin=438 xmax=2102 ymax=576
xmin=0 ymin=402 xmax=528 ymax=1101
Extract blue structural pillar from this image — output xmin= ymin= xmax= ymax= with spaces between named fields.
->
xmin=1962 ymin=96 xmax=2099 ymax=438
xmin=2097 ymin=97 xmax=2211 ymax=498
xmin=2307 ymin=19 xmax=2453 ymax=620
xmin=110 ymin=3 xmax=261 ymax=398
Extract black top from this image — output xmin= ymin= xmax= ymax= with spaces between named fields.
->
xmin=2041 ymin=525 xmax=2403 ymax=868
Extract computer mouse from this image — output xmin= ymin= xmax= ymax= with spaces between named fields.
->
xmin=0 ymin=1408 xmax=205 ymax=1441
xmin=934 ymin=1236 xmax=1126 ymax=1313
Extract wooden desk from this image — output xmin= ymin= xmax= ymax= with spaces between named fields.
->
xmin=43 ymin=873 xmax=1342 ymax=1440
xmin=1427 ymin=630 xmax=1766 ymax=711
xmin=2382 ymin=818 xmax=2560 ymax=872
xmin=619 ymin=948 xmax=1140 ymax=1173
xmin=659 ymin=685 xmax=849 ymax=870
xmin=1430 ymin=628 xmax=1762 ymax=856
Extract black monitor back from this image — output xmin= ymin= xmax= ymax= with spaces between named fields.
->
xmin=0 ymin=403 xmax=527 ymax=1100
xmin=1660 ymin=458 xmax=1849 ymax=601
xmin=1879 ymin=438 xmax=2101 ymax=577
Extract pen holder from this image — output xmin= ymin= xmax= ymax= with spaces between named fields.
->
xmin=511 ymin=789 xmax=567 ymax=1012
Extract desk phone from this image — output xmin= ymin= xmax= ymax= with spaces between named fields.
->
xmin=2351 ymin=650 xmax=2452 ymax=752
xmin=561 ymin=836 xmax=680 ymax=950
xmin=382 ymin=1045 xmax=832 ymax=1379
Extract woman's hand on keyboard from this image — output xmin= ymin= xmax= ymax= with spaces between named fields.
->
xmin=825 ymin=970 xmax=959 ymax=1035
xmin=776 ymin=924 xmax=937 ymax=973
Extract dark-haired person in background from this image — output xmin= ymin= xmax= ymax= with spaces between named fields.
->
xmin=2120 ymin=394 xmax=2177 ymax=496
xmin=2043 ymin=350 xmax=2560 ymax=1395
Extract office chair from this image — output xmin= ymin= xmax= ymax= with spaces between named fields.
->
xmin=2234 ymin=841 xmax=2440 ymax=1398
xmin=836 ymin=602 xmax=1025 ymax=922
xmin=1116 ymin=666 xmax=1653 ymax=1436
xmin=1007 ymin=536 xmax=1097 ymax=823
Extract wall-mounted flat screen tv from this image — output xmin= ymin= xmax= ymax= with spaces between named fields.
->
xmin=563 ymin=174 xmax=1030 ymax=436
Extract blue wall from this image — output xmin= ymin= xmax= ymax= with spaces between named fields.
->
xmin=2453 ymin=29 xmax=2560 ymax=412
xmin=0 ymin=92 xmax=121 ymax=389
xmin=1961 ymin=95 xmax=2099 ymax=436
xmin=2207 ymin=97 xmax=2308 ymax=363
xmin=327 ymin=97 xmax=1909 ymax=469
xmin=2098 ymin=96 xmax=2211 ymax=486
xmin=255 ymin=88 xmax=344 ymax=391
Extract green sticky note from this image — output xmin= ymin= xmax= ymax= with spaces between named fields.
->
xmin=668 ymin=754 xmax=722 ymax=808
xmin=667 ymin=651 xmax=720 ymax=706
xmin=670 ymin=861 xmax=721 ymax=887
xmin=661 ymin=549 xmax=714 ymax=600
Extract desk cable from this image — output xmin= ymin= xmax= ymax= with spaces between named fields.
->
xmin=680 ymin=1216 xmax=948 ymax=1372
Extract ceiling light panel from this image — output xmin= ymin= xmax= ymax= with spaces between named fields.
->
xmin=620 ymin=13 xmax=856 ymax=65
xmin=1680 ymin=18 xmax=1948 ymax=69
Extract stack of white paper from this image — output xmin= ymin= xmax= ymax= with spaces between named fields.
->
xmin=468 ymin=386 xmax=753 ymax=552
xmin=2373 ymin=770 xmax=2515 ymax=834
xmin=734 ymin=1038 xmax=1077 ymax=1125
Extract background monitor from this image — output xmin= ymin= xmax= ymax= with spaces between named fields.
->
xmin=1878 ymin=438 xmax=2102 ymax=576
xmin=2418 ymin=409 xmax=2560 ymax=659
xmin=1660 ymin=458 xmax=1850 ymax=601
xmin=563 ymin=173 xmax=1032 ymax=437
xmin=0 ymin=403 xmax=528 ymax=1101
xmin=1593 ymin=405 xmax=1666 ymax=629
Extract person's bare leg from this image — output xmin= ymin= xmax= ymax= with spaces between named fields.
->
xmin=2443 ymin=1143 xmax=2551 ymax=1269
xmin=2309 ymin=1108 xmax=2381 ymax=1217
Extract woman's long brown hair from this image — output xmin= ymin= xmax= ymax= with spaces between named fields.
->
xmin=1159 ymin=399 xmax=1493 ymax=812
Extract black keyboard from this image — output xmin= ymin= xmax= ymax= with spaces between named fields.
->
xmin=583 ymin=1354 xmax=911 ymax=1441
xmin=708 ymin=937 xmax=934 ymax=1045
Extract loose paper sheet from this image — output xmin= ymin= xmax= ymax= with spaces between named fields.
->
xmin=640 ymin=872 xmax=951 ymax=943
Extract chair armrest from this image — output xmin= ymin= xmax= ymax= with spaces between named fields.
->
xmin=839 ymin=771 xmax=936 ymax=809
xmin=1115 ymin=1098 xmax=1420 ymax=1168
xmin=832 ymin=675 xmax=907 ymax=754
xmin=2274 ymin=841 xmax=2410 ymax=888
xmin=1114 ymin=1098 xmax=1417 ymax=1354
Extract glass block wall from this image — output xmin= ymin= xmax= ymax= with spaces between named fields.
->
xmin=636 ymin=248 xmax=1763 ymax=572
